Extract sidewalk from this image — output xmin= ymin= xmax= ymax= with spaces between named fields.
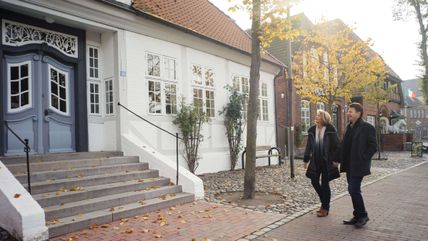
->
xmin=252 ymin=161 xmax=428 ymax=241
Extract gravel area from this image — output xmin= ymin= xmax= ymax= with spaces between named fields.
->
xmin=199 ymin=152 xmax=427 ymax=216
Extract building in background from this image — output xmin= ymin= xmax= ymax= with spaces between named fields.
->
xmin=401 ymin=79 xmax=428 ymax=139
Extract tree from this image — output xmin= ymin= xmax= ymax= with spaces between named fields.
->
xmin=219 ymin=87 xmax=246 ymax=171
xmin=394 ymin=0 xmax=428 ymax=104
xmin=293 ymin=21 xmax=385 ymax=113
xmin=229 ymin=0 xmax=299 ymax=199
xmin=173 ymin=102 xmax=209 ymax=174
xmin=363 ymin=77 xmax=395 ymax=160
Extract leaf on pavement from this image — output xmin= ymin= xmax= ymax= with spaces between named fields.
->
xmin=14 ymin=193 xmax=21 ymax=198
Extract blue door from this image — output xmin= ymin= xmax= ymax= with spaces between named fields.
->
xmin=3 ymin=54 xmax=75 ymax=154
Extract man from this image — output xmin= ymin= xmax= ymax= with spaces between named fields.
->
xmin=339 ymin=103 xmax=377 ymax=228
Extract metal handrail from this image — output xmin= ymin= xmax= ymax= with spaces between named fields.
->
xmin=4 ymin=122 xmax=31 ymax=194
xmin=117 ymin=102 xmax=181 ymax=185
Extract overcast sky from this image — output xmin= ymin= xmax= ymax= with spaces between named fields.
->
xmin=210 ymin=0 xmax=421 ymax=81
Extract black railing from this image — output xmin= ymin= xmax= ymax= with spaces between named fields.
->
xmin=4 ymin=122 xmax=31 ymax=194
xmin=117 ymin=102 xmax=182 ymax=185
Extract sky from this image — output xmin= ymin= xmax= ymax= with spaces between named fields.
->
xmin=209 ymin=0 xmax=421 ymax=81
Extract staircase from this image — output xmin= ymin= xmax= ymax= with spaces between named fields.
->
xmin=1 ymin=152 xmax=194 ymax=238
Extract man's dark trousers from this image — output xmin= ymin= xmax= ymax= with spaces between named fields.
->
xmin=347 ymin=175 xmax=367 ymax=218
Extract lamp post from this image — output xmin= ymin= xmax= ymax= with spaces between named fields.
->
xmin=285 ymin=6 xmax=294 ymax=178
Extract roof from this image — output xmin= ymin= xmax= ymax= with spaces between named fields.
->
xmin=131 ymin=0 xmax=283 ymax=66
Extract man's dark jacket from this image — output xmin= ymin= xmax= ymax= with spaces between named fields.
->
xmin=340 ymin=118 xmax=377 ymax=177
xmin=303 ymin=124 xmax=340 ymax=181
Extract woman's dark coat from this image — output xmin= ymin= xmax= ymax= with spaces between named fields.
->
xmin=339 ymin=118 xmax=377 ymax=177
xmin=303 ymin=124 xmax=341 ymax=181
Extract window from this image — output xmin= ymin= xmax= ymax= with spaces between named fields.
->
xmin=147 ymin=53 xmax=161 ymax=77
xmin=148 ymin=80 xmax=161 ymax=114
xmin=192 ymin=64 xmax=216 ymax=117
xmin=88 ymin=46 xmax=100 ymax=79
xmin=316 ymin=102 xmax=325 ymax=111
xmin=165 ymin=83 xmax=177 ymax=114
xmin=164 ymin=57 xmax=176 ymax=80
xmin=146 ymin=52 xmax=178 ymax=115
xmin=232 ymin=75 xmax=250 ymax=118
xmin=105 ymin=79 xmax=114 ymax=115
xmin=49 ymin=65 xmax=68 ymax=114
xmin=367 ymin=115 xmax=376 ymax=127
xmin=301 ymin=100 xmax=311 ymax=134
xmin=259 ymin=82 xmax=269 ymax=121
xmin=89 ymin=82 xmax=100 ymax=115
xmin=332 ymin=104 xmax=338 ymax=128
xmin=7 ymin=62 xmax=32 ymax=112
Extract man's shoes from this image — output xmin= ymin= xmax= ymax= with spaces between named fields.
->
xmin=354 ymin=217 xmax=369 ymax=228
xmin=343 ymin=217 xmax=358 ymax=225
xmin=317 ymin=209 xmax=329 ymax=217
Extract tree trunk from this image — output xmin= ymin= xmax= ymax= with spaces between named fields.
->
xmin=243 ymin=0 xmax=261 ymax=199
xmin=376 ymin=102 xmax=381 ymax=160
xmin=412 ymin=0 xmax=428 ymax=104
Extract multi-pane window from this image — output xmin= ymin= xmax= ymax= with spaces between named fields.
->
xmin=260 ymin=82 xmax=269 ymax=121
xmin=232 ymin=75 xmax=249 ymax=118
xmin=105 ymin=79 xmax=114 ymax=115
xmin=148 ymin=80 xmax=161 ymax=114
xmin=164 ymin=57 xmax=176 ymax=80
xmin=88 ymin=46 xmax=99 ymax=79
xmin=147 ymin=53 xmax=161 ymax=77
xmin=165 ymin=83 xmax=177 ymax=114
xmin=49 ymin=66 xmax=68 ymax=114
xmin=8 ymin=62 xmax=31 ymax=112
xmin=146 ymin=53 xmax=178 ymax=115
xmin=192 ymin=64 xmax=216 ymax=117
xmin=316 ymin=102 xmax=325 ymax=111
xmin=367 ymin=115 xmax=376 ymax=127
xmin=89 ymin=82 xmax=100 ymax=115
xmin=301 ymin=100 xmax=311 ymax=134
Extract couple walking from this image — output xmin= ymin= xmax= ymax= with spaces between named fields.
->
xmin=303 ymin=102 xmax=377 ymax=228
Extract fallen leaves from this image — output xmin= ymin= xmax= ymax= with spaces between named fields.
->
xmin=14 ymin=193 xmax=21 ymax=198
xmin=89 ymin=224 xmax=98 ymax=230
xmin=46 ymin=219 xmax=61 ymax=225
xmin=124 ymin=228 xmax=134 ymax=234
xmin=69 ymin=186 xmax=84 ymax=192
xmin=100 ymin=224 xmax=109 ymax=228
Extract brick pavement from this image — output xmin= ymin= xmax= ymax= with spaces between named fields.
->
xmin=50 ymin=200 xmax=284 ymax=241
xmin=252 ymin=161 xmax=428 ymax=241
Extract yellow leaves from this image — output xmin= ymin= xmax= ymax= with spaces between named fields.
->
xmin=89 ymin=224 xmax=98 ymax=230
xmin=100 ymin=224 xmax=109 ymax=228
xmin=124 ymin=228 xmax=134 ymax=234
xmin=14 ymin=193 xmax=21 ymax=199
xmin=70 ymin=186 xmax=84 ymax=192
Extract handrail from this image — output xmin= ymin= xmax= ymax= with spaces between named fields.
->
xmin=4 ymin=122 xmax=32 ymax=194
xmin=117 ymin=102 xmax=181 ymax=185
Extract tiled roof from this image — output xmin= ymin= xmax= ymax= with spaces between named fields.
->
xmin=131 ymin=0 xmax=283 ymax=66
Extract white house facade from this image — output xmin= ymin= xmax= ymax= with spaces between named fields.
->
xmin=1 ymin=0 xmax=283 ymax=174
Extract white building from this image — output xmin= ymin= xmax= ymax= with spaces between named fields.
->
xmin=1 ymin=0 xmax=283 ymax=174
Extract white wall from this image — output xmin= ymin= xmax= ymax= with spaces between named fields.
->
xmin=87 ymin=31 xmax=118 ymax=151
xmin=122 ymin=31 xmax=279 ymax=174
xmin=0 ymin=162 xmax=48 ymax=241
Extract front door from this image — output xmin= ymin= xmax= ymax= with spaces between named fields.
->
xmin=3 ymin=53 xmax=75 ymax=154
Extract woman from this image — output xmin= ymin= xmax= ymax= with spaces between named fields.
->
xmin=303 ymin=109 xmax=340 ymax=217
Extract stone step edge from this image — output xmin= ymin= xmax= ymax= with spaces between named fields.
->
xmin=47 ymin=192 xmax=195 ymax=238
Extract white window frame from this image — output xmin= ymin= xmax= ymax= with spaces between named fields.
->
xmin=146 ymin=52 xmax=161 ymax=78
xmin=88 ymin=81 xmax=101 ymax=116
xmin=316 ymin=102 xmax=325 ymax=111
xmin=7 ymin=61 xmax=32 ymax=113
xmin=192 ymin=64 xmax=216 ymax=117
xmin=164 ymin=56 xmax=177 ymax=81
xmin=87 ymin=46 xmax=100 ymax=80
xmin=367 ymin=115 xmax=376 ymax=127
xmin=104 ymin=78 xmax=114 ymax=116
xmin=48 ymin=64 xmax=70 ymax=116
xmin=301 ymin=100 xmax=311 ymax=134
xmin=260 ymin=82 xmax=269 ymax=121
xmin=231 ymin=74 xmax=249 ymax=119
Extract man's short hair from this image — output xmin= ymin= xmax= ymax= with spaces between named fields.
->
xmin=349 ymin=102 xmax=364 ymax=117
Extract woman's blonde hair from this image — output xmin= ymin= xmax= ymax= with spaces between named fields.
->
xmin=316 ymin=109 xmax=332 ymax=125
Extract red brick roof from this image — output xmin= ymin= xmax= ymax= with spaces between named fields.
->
xmin=132 ymin=0 xmax=282 ymax=66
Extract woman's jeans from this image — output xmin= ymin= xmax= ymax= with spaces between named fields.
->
xmin=311 ymin=165 xmax=331 ymax=211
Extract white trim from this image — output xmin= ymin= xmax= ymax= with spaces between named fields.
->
xmin=87 ymin=45 xmax=101 ymax=80
xmin=2 ymin=19 xmax=78 ymax=58
xmin=6 ymin=61 xmax=32 ymax=113
xmin=48 ymin=64 xmax=70 ymax=116
xmin=88 ymin=81 xmax=102 ymax=116
xmin=104 ymin=78 xmax=115 ymax=116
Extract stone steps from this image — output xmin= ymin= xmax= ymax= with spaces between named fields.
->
xmin=2 ymin=152 xmax=194 ymax=238
xmin=47 ymin=192 xmax=194 ymax=238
